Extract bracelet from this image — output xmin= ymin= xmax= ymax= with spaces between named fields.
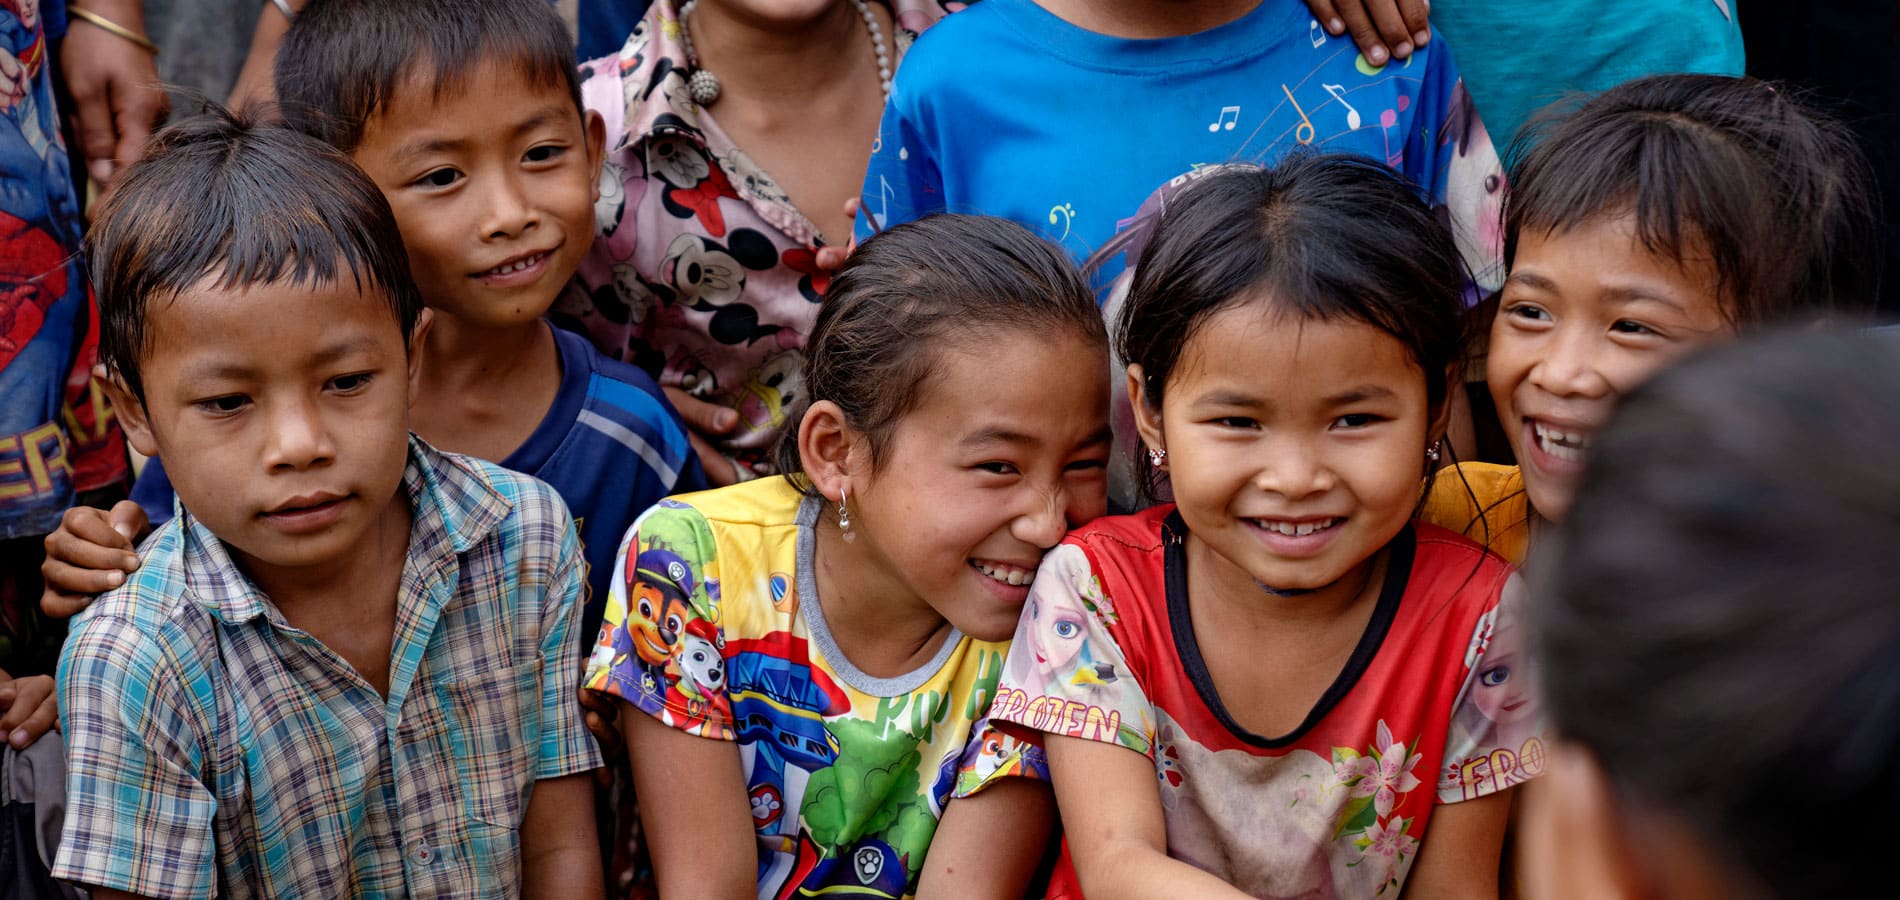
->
xmin=68 ymin=7 xmax=160 ymax=55
xmin=269 ymin=0 xmax=297 ymax=20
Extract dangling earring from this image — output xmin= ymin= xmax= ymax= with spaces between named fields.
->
xmin=1148 ymin=447 xmax=1167 ymax=467
xmin=1425 ymin=443 xmax=1443 ymax=466
xmin=838 ymin=485 xmax=855 ymax=543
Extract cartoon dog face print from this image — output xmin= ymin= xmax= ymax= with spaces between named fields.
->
xmin=628 ymin=583 xmax=691 ymax=669
xmin=661 ymin=230 xmax=777 ymax=309
xmin=675 ymin=621 xmax=727 ymax=697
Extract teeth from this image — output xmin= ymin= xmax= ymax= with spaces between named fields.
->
xmin=1533 ymin=422 xmax=1590 ymax=462
xmin=485 ymin=252 xmax=545 ymax=276
xmin=1251 ymin=518 xmax=1337 ymax=537
xmin=972 ymin=561 xmax=1032 ymax=586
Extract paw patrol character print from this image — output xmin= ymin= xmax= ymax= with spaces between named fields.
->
xmin=618 ymin=547 xmax=698 ymax=683
xmin=664 ymin=617 xmax=735 ymax=737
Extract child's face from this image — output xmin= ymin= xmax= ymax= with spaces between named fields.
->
xmin=1489 ymin=214 xmax=1730 ymax=522
xmin=110 ymin=277 xmax=421 ymax=584
xmin=1138 ymin=306 xmax=1435 ymax=593
xmin=351 ymin=59 xmax=605 ymax=329
xmin=845 ymin=331 xmax=1111 ymax=642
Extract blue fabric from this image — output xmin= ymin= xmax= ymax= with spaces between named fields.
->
xmin=576 ymin=0 xmax=650 ymax=61
xmin=856 ymin=0 xmax=1470 ymax=288
xmin=1431 ymin=0 xmax=1744 ymax=152
xmin=132 ymin=322 xmax=705 ymax=645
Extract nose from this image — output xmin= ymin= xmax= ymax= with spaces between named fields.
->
xmin=481 ymin=169 xmax=539 ymax=240
xmin=1526 ymin=324 xmax=1612 ymax=399
xmin=1010 ymin=482 xmax=1072 ymax=550
xmin=261 ymin=394 xmax=336 ymax=472
xmin=1253 ymin=434 xmax=1334 ymax=498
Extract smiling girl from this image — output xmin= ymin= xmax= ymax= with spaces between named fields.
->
xmin=583 ymin=214 xmax=1113 ymax=899
xmin=990 ymin=156 xmax=1525 ymax=899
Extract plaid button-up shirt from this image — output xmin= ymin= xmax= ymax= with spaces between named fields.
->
xmin=54 ymin=438 xmax=601 ymax=898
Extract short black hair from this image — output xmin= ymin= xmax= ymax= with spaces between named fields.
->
xmin=773 ymin=214 xmax=1105 ymax=491
xmin=1507 ymin=74 xmax=1880 ymax=324
xmin=90 ymin=108 xmax=422 ymax=401
xmin=1536 ymin=326 xmax=1900 ymax=900
xmin=275 ymin=0 xmax=582 ymax=152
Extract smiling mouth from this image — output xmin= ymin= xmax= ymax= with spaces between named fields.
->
xmin=971 ymin=559 xmax=1034 ymax=587
xmin=1531 ymin=421 xmax=1592 ymax=463
xmin=477 ymin=251 xmax=549 ymax=278
xmin=1246 ymin=517 xmax=1342 ymax=537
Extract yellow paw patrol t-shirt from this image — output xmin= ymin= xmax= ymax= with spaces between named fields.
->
xmin=584 ymin=477 xmax=1043 ymax=899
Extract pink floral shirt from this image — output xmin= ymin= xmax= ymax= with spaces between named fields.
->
xmin=561 ymin=0 xmax=947 ymax=475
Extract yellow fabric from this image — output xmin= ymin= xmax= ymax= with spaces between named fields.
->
xmin=1420 ymin=462 xmax=1531 ymax=565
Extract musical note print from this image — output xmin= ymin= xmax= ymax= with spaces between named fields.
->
xmin=1309 ymin=18 xmax=1327 ymax=48
xmin=1379 ymin=108 xmax=1401 ymax=166
xmin=1281 ymin=85 xmax=1315 ymax=145
xmin=1322 ymin=84 xmax=1362 ymax=130
xmin=1048 ymin=203 xmax=1077 ymax=240
xmin=1208 ymin=106 xmax=1241 ymax=133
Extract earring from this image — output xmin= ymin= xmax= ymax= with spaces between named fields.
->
xmin=838 ymin=485 xmax=855 ymax=543
xmin=1148 ymin=447 xmax=1167 ymax=467
xmin=1425 ymin=443 xmax=1443 ymax=466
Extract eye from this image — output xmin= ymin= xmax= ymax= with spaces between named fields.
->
xmin=1480 ymin=665 xmax=1511 ymax=687
xmin=1052 ymin=620 xmax=1080 ymax=639
xmin=1213 ymin=416 xmax=1259 ymax=429
xmin=1332 ymin=413 xmax=1382 ymax=429
xmin=1610 ymin=319 xmax=1659 ymax=337
xmin=194 ymin=394 xmax=249 ymax=415
xmin=1065 ymin=456 xmax=1108 ymax=473
xmin=329 ymin=372 xmax=373 ymax=393
xmin=525 ymin=144 xmax=568 ymax=164
xmin=1484 ymin=174 xmax=1501 ymax=194
xmin=638 ymin=598 xmax=654 ymax=619
xmin=415 ymin=167 xmax=462 ymax=189
xmin=975 ymin=461 xmax=1019 ymax=475
xmin=665 ymin=614 xmax=683 ymax=633
xmin=1502 ymin=302 xmax=1551 ymax=323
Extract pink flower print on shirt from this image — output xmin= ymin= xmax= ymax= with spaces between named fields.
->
xmin=1350 ymin=720 xmax=1423 ymax=818
xmin=1355 ymin=815 xmax=1419 ymax=895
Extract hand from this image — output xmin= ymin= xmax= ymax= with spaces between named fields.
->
xmin=578 ymin=686 xmax=625 ymax=763
xmin=59 ymin=5 xmax=168 ymax=192
xmin=664 ymin=386 xmax=745 ymax=486
xmin=0 ymin=669 xmax=58 ymax=750
xmin=226 ymin=0 xmax=298 ymax=113
xmin=815 ymin=197 xmax=861 ymax=271
xmin=41 ymin=500 xmax=147 ymax=618
xmin=1306 ymin=0 xmax=1431 ymax=66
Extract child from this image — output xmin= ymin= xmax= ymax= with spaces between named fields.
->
xmin=991 ymin=156 xmax=1529 ymax=899
xmin=585 ymin=214 xmax=1113 ymax=899
xmin=53 ymin=112 xmax=601 ymax=897
xmin=1524 ymin=327 xmax=1900 ymax=900
xmin=1420 ymin=74 xmax=1880 ymax=563
xmin=52 ymin=0 xmax=706 ymax=647
xmin=857 ymin=0 xmax=1502 ymax=297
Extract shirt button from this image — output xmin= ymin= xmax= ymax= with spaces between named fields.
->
xmin=411 ymin=843 xmax=433 ymax=865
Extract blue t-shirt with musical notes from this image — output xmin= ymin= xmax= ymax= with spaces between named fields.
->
xmin=856 ymin=0 xmax=1498 ymax=293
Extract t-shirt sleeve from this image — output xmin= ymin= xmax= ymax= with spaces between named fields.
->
xmin=853 ymin=88 xmax=944 ymax=241
xmin=52 ymin=616 xmax=217 ymax=898
xmin=583 ymin=500 xmax=736 ymax=741
xmin=1437 ymin=571 xmax=1549 ymax=804
xmin=989 ymin=543 xmax=1156 ymax=757
xmin=538 ymin=513 xmax=605 ymax=779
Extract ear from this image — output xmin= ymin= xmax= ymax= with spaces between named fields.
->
xmin=406 ymin=308 xmax=435 ymax=398
xmin=99 ymin=366 xmax=158 ymax=459
xmin=796 ymin=399 xmax=864 ymax=503
xmin=1428 ymin=364 xmax=1460 ymax=449
xmin=1127 ymin=363 xmax=1165 ymax=461
xmin=584 ymin=109 xmax=608 ymax=205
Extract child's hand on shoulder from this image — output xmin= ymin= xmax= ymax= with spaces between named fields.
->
xmin=40 ymin=500 xmax=148 ymax=618
xmin=1306 ymin=0 xmax=1431 ymax=66
xmin=0 ymin=667 xmax=57 ymax=750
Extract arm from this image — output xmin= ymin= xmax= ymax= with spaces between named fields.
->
xmin=1046 ymin=734 xmax=1250 ymax=900
xmin=915 ymin=777 xmax=1054 ymax=900
xmin=622 ymin=709 xmax=756 ymax=900
xmin=227 ymin=0 xmax=302 ymax=111
xmin=57 ymin=0 xmax=167 ymax=190
xmin=520 ymin=773 xmax=605 ymax=900
xmin=1401 ymin=790 xmax=1510 ymax=899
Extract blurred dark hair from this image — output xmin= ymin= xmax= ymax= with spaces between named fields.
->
xmin=90 ymin=107 xmax=422 ymax=401
xmin=1506 ymin=74 xmax=1880 ymax=324
xmin=1535 ymin=326 xmax=1900 ymax=900
xmin=774 ymin=214 xmax=1105 ymax=494
xmin=1115 ymin=155 xmax=1468 ymax=502
xmin=275 ymin=0 xmax=582 ymax=152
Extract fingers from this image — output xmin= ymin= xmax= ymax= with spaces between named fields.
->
xmin=109 ymin=500 xmax=150 ymax=545
xmin=814 ymin=245 xmax=851 ymax=271
xmin=1400 ymin=0 xmax=1432 ymax=49
xmin=1326 ymin=0 xmax=1411 ymax=65
xmin=662 ymin=386 xmax=739 ymax=438
xmin=841 ymin=197 xmax=860 ymax=219
xmin=66 ymin=61 xmax=118 ymax=186
xmin=49 ymin=505 xmax=140 ymax=560
xmin=1364 ymin=0 xmax=1418 ymax=59
xmin=690 ymin=432 xmax=740 ymax=487
xmin=40 ymin=558 xmax=127 ymax=617
xmin=110 ymin=75 xmax=168 ymax=188
xmin=578 ymin=686 xmax=626 ymax=760
xmin=0 ymin=674 xmax=56 ymax=749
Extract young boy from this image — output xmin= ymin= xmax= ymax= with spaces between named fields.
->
xmin=58 ymin=0 xmax=706 ymax=648
xmin=53 ymin=112 xmax=603 ymax=897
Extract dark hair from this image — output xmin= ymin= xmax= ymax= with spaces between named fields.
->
xmin=275 ymin=0 xmax=582 ymax=152
xmin=773 ymin=214 xmax=1105 ymax=493
xmin=1506 ymin=74 xmax=1880 ymax=324
xmin=1535 ymin=327 xmax=1900 ymax=900
xmin=1116 ymin=155 xmax=1467 ymax=500
xmin=90 ymin=108 xmax=423 ymax=401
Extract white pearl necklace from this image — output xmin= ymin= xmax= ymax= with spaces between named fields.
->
xmin=678 ymin=0 xmax=892 ymax=107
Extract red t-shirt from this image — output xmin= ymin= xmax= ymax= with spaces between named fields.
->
xmin=991 ymin=507 xmax=1541 ymax=898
